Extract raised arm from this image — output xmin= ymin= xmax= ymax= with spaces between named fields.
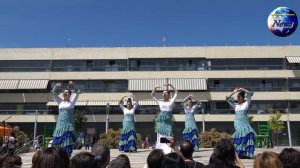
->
xmin=51 ymin=83 xmax=63 ymax=103
xmin=119 ymin=96 xmax=127 ymax=110
xmin=69 ymin=81 xmax=80 ymax=103
xmin=151 ymin=86 xmax=161 ymax=103
xmin=189 ymin=94 xmax=202 ymax=109
xmin=130 ymin=94 xmax=139 ymax=110
xmin=226 ymin=88 xmax=239 ymax=108
xmin=166 ymin=84 xmax=178 ymax=103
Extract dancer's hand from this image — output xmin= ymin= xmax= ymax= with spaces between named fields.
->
xmin=167 ymin=137 xmax=175 ymax=148
xmin=69 ymin=81 xmax=75 ymax=87
xmin=155 ymin=86 xmax=161 ymax=89
xmin=56 ymin=83 xmax=62 ymax=88
xmin=233 ymin=88 xmax=239 ymax=92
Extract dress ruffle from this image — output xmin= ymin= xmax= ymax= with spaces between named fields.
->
xmin=119 ymin=129 xmax=137 ymax=152
xmin=233 ymin=132 xmax=255 ymax=157
xmin=155 ymin=111 xmax=173 ymax=136
xmin=183 ymin=128 xmax=200 ymax=151
xmin=119 ymin=114 xmax=137 ymax=152
xmin=53 ymin=130 xmax=76 ymax=154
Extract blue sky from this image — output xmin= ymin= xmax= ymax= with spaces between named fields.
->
xmin=0 ymin=0 xmax=299 ymax=48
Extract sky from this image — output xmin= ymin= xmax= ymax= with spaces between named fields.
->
xmin=0 ymin=0 xmax=299 ymax=48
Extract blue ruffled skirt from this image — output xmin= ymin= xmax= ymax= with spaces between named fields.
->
xmin=232 ymin=110 xmax=256 ymax=157
xmin=183 ymin=113 xmax=200 ymax=150
xmin=155 ymin=111 xmax=173 ymax=136
xmin=52 ymin=109 xmax=76 ymax=155
xmin=119 ymin=114 xmax=137 ymax=152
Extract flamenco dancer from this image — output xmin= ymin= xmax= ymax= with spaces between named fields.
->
xmin=51 ymin=81 xmax=80 ymax=156
xmin=226 ymin=87 xmax=256 ymax=158
xmin=151 ymin=83 xmax=178 ymax=153
xmin=119 ymin=95 xmax=139 ymax=152
xmin=182 ymin=94 xmax=201 ymax=151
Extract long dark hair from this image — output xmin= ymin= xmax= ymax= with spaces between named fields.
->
xmin=162 ymin=152 xmax=185 ymax=168
xmin=31 ymin=146 xmax=69 ymax=168
xmin=209 ymin=139 xmax=237 ymax=168
xmin=70 ymin=152 xmax=101 ymax=168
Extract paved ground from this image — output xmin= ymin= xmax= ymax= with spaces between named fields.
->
xmin=19 ymin=147 xmax=294 ymax=168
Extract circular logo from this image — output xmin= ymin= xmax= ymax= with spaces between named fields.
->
xmin=267 ymin=7 xmax=298 ymax=37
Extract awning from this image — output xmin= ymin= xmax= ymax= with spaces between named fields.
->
xmin=0 ymin=80 xmax=19 ymax=90
xmin=286 ymin=56 xmax=300 ymax=63
xmin=128 ymin=79 xmax=167 ymax=91
xmin=169 ymin=78 xmax=207 ymax=90
xmin=46 ymin=101 xmax=88 ymax=106
xmin=0 ymin=80 xmax=49 ymax=90
xmin=18 ymin=80 xmax=49 ymax=89
xmin=87 ymin=101 xmax=119 ymax=106
xmin=128 ymin=78 xmax=207 ymax=91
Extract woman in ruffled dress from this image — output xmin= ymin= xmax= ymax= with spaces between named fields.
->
xmin=226 ymin=87 xmax=256 ymax=158
xmin=51 ymin=81 xmax=80 ymax=156
xmin=119 ymin=95 xmax=139 ymax=152
xmin=182 ymin=94 xmax=201 ymax=151
xmin=151 ymin=83 xmax=178 ymax=153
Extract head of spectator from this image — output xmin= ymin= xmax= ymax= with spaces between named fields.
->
xmin=180 ymin=140 xmax=194 ymax=159
xmin=91 ymin=143 xmax=110 ymax=168
xmin=70 ymin=152 xmax=102 ymax=168
xmin=208 ymin=138 xmax=237 ymax=167
xmin=162 ymin=152 xmax=185 ymax=168
xmin=253 ymin=151 xmax=283 ymax=168
xmin=32 ymin=150 xmax=41 ymax=164
xmin=147 ymin=149 xmax=164 ymax=168
xmin=278 ymin=148 xmax=300 ymax=168
xmin=116 ymin=154 xmax=131 ymax=168
xmin=31 ymin=146 xmax=69 ymax=168
xmin=2 ymin=154 xmax=22 ymax=168
xmin=107 ymin=158 xmax=130 ymax=168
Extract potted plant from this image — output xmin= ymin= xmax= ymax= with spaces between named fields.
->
xmin=268 ymin=111 xmax=285 ymax=148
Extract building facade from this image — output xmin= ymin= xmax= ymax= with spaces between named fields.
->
xmin=0 ymin=46 xmax=300 ymax=145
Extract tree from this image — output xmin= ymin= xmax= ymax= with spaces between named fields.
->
xmin=74 ymin=111 xmax=88 ymax=132
xmin=268 ymin=111 xmax=285 ymax=148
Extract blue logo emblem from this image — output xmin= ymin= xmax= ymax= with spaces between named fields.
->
xmin=268 ymin=7 xmax=298 ymax=37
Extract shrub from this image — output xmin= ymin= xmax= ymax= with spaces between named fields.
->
xmin=199 ymin=128 xmax=231 ymax=148
xmin=98 ymin=128 xmax=143 ymax=149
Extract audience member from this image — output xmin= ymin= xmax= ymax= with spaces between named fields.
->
xmin=2 ymin=154 xmax=22 ymax=168
xmin=117 ymin=154 xmax=131 ymax=168
xmin=31 ymin=146 xmax=69 ymax=168
xmin=31 ymin=150 xmax=41 ymax=164
xmin=205 ymin=138 xmax=244 ymax=168
xmin=180 ymin=140 xmax=204 ymax=168
xmin=162 ymin=152 xmax=185 ymax=168
xmin=107 ymin=158 xmax=130 ymax=168
xmin=91 ymin=143 xmax=111 ymax=168
xmin=253 ymin=151 xmax=283 ymax=168
xmin=70 ymin=151 xmax=102 ymax=168
xmin=146 ymin=149 xmax=164 ymax=168
xmin=278 ymin=148 xmax=300 ymax=168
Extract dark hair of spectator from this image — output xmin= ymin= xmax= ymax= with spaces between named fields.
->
xmin=209 ymin=139 xmax=237 ymax=168
xmin=278 ymin=148 xmax=300 ymax=168
xmin=147 ymin=149 xmax=164 ymax=168
xmin=162 ymin=152 xmax=185 ymax=168
xmin=180 ymin=140 xmax=194 ymax=159
xmin=116 ymin=154 xmax=131 ymax=168
xmin=31 ymin=146 xmax=69 ymax=168
xmin=254 ymin=151 xmax=283 ymax=168
xmin=70 ymin=152 xmax=101 ymax=168
xmin=107 ymin=158 xmax=130 ymax=168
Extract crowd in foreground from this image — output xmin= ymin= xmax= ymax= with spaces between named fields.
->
xmin=0 ymin=138 xmax=300 ymax=168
